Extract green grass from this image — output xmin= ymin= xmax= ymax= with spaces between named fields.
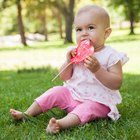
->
xmin=0 ymin=69 xmax=140 ymax=140
xmin=0 ymin=29 xmax=140 ymax=139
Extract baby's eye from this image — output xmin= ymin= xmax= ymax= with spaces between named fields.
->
xmin=88 ymin=26 xmax=95 ymax=30
xmin=76 ymin=28 xmax=82 ymax=32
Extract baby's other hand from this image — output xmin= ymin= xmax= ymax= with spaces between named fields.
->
xmin=84 ymin=55 xmax=100 ymax=73
xmin=66 ymin=48 xmax=77 ymax=62
xmin=70 ymin=49 xmax=77 ymax=58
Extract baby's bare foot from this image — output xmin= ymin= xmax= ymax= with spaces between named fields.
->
xmin=10 ymin=109 xmax=24 ymax=121
xmin=46 ymin=118 xmax=60 ymax=134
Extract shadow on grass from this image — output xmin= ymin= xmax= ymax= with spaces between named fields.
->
xmin=16 ymin=65 xmax=58 ymax=74
xmin=1 ymin=68 xmax=139 ymax=89
xmin=1 ymin=68 xmax=140 ymax=117
xmin=0 ymin=68 xmax=140 ymax=139
xmin=118 ymin=73 xmax=140 ymax=122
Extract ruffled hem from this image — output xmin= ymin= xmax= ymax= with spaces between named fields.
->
xmin=107 ymin=105 xmax=121 ymax=121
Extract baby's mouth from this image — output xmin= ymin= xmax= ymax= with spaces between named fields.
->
xmin=90 ymin=40 xmax=96 ymax=46
xmin=80 ymin=39 xmax=96 ymax=47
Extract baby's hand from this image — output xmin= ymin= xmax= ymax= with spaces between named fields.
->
xmin=71 ymin=48 xmax=77 ymax=58
xmin=84 ymin=55 xmax=100 ymax=73
xmin=66 ymin=48 xmax=77 ymax=62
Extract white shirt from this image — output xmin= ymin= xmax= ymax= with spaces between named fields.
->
xmin=64 ymin=46 xmax=129 ymax=120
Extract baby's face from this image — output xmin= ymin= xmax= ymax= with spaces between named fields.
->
xmin=74 ymin=10 xmax=108 ymax=51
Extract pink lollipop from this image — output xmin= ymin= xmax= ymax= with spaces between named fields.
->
xmin=71 ymin=40 xmax=94 ymax=64
xmin=52 ymin=39 xmax=94 ymax=81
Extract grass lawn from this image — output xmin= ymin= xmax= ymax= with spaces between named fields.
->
xmin=0 ymin=29 xmax=140 ymax=139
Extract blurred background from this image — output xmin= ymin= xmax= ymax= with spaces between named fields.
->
xmin=0 ymin=0 xmax=140 ymax=71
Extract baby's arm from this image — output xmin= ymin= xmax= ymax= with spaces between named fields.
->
xmin=59 ymin=49 xmax=76 ymax=81
xmin=84 ymin=55 xmax=123 ymax=90
xmin=95 ymin=61 xmax=122 ymax=90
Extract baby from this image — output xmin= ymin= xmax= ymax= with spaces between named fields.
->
xmin=10 ymin=5 xmax=128 ymax=134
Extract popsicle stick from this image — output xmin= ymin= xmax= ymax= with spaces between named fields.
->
xmin=51 ymin=62 xmax=72 ymax=81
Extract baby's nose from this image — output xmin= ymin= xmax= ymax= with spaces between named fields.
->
xmin=81 ymin=34 xmax=90 ymax=40
xmin=82 ymin=29 xmax=88 ymax=35
xmin=81 ymin=30 xmax=89 ymax=40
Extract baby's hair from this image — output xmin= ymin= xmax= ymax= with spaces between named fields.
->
xmin=75 ymin=5 xmax=110 ymax=28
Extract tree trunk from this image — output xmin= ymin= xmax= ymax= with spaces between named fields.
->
xmin=64 ymin=15 xmax=73 ymax=43
xmin=57 ymin=13 xmax=63 ymax=39
xmin=129 ymin=10 xmax=135 ymax=35
xmin=41 ymin=11 xmax=48 ymax=41
xmin=52 ymin=8 xmax=63 ymax=39
xmin=51 ymin=0 xmax=75 ymax=43
xmin=64 ymin=0 xmax=75 ymax=43
xmin=17 ymin=0 xmax=27 ymax=46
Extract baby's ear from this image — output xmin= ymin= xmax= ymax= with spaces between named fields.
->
xmin=104 ymin=27 xmax=112 ymax=39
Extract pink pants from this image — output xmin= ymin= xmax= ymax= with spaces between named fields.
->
xmin=35 ymin=86 xmax=110 ymax=124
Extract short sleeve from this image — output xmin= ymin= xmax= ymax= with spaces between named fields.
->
xmin=107 ymin=49 xmax=129 ymax=68
xmin=107 ymin=51 xmax=120 ymax=68
xmin=117 ymin=52 xmax=129 ymax=66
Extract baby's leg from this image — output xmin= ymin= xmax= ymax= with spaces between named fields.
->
xmin=46 ymin=100 xmax=110 ymax=133
xmin=10 ymin=101 xmax=42 ymax=121
xmin=70 ymin=100 xmax=110 ymax=124
xmin=10 ymin=86 xmax=71 ymax=121
xmin=46 ymin=113 xmax=80 ymax=133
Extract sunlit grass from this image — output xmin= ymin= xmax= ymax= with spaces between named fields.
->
xmin=0 ymin=28 xmax=140 ymax=74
